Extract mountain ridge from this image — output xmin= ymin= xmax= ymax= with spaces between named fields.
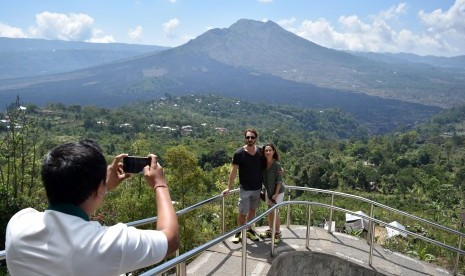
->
xmin=0 ymin=37 xmax=169 ymax=79
xmin=0 ymin=19 xmax=453 ymax=134
xmin=183 ymin=20 xmax=465 ymax=108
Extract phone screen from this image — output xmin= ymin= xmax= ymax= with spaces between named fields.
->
xmin=123 ymin=156 xmax=151 ymax=173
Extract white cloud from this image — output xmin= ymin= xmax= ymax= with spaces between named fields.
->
xmin=22 ymin=12 xmax=115 ymax=43
xmin=181 ymin=34 xmax=195 ymax=41
xmin=379 ymin=2 xmax=407 ymax=19
xmin=296 ymin=18 xmax=336 ymax=47
xmin=128 ymin=25 xmax=143 ymax=41
xmin=29 ymin=12 xmax=94 ymax=41
xmin=87 ymin=29 xmax=115 ymax=43
xmin=338 ymin=15 xmax=371 ymax=33
xmin=285 ymin=2 xmax=464 ymax=56
xmin=419 ymin=0 xmax=465 ymax=34
xmin=169 ymin=0 xmax=177 ymax=2
xmin=257 ymin=0 xmax=273 ymax=3
xmin=163 ymin=18 xmax=180 ymax=38
xmin=278 ymin=17 xmax=297 ymax=28
xmin=0 ymin=23 xmax=26 ymax=38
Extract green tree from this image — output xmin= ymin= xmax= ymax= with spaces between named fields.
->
xmin=163 ymin=145 xmax=211 ymax=253
xmin=164 ymin=145 xmax=208 ymax=208
xmin=0 ymin=104 xmax=44 ymax=247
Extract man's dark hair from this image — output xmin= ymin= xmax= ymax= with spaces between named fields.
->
xmin=244 ymin=128 xmax=258 ymax=138
xmin=41 ymin=139 xmax=107 ymax=205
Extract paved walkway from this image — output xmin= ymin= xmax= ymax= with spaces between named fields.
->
xmin=185 ymin=225 xmax=454 ymax=276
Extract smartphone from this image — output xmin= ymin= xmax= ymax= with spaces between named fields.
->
xmin=123 ymin=156 xmax=151 ymax=173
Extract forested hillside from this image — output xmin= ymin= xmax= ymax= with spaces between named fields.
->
xmin=1 ymin=94 xmax=465 ymax=273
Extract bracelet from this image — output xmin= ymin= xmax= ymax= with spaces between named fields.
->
xmin=154 ymin=185 xmax=168 ymax=190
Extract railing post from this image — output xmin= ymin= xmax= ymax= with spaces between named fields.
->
xmin=175 ymin=249 xmax=181 ymax=276
xmin=454 ymin=235 xmax=462 ymax=275
xmin=328 ymin=194 xmax=334 ymax=233
xmin=369 ymin=218 xmax=375 ymax=266
xmin=178 ymin=261 xmax=186 ymax=276
xmin=271 ymin=208 xmax=277 ymax=256
xmin=306 ymin=205 xmax=312 ymax=249
xmin=367 ymin=203 xmax=374 ymax=245
xmin=222 ymin=196 xmax=225 ymax=235
xmin=286 ymin=189 xmax=291 ymax=228
xmin=241 ymin=228 xmax=247 ymax=276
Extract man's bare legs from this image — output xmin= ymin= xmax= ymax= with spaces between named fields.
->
xmin=233 ymin=209 xmax=259 ymax=242
xmin=238 ymin=213 xmax=246 ymax=226
xmin=237 ymin=208 xmax=256 ymax=227
xmin=247 ymin=208 xmax=256 ymax=225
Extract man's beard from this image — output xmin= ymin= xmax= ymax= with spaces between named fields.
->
xmin=246 ymin=140 xmax=256 ymax=146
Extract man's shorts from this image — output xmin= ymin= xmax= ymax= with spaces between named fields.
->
xmin=238 ymin=187 xmax=261 ymax=215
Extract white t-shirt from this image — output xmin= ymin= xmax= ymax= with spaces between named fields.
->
xmin=5 ymin=208 xmax=168 ymax=276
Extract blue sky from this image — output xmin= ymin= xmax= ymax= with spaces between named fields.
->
xmin=1 ymin=0 xmax=464 ymax=56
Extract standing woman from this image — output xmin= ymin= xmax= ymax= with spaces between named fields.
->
xmin=259 ymin=143 xmax=285 ymax=243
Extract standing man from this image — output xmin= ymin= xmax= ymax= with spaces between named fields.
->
xmin=222 ymin=128 xmax=262 ymax=243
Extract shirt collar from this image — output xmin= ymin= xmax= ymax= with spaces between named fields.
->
xmin=47 ymin=203 xmax=90 ymax=221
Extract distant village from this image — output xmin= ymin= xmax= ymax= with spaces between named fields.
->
xmin=1 ymin=103 xmax=229 ymax=134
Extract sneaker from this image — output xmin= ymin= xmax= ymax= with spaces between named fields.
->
xmin=274 ymin=231 xmax=282 ymax=244
xmin=231 ymin=232 xmax=242 ymax=244
xmin=259 ymin=229 xmax=272 ymax=239
xmin=246 ymin=229 xmax=259 ymax=241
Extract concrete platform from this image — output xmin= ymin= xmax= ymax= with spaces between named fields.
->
xmin=185 ymin=225 xmax=453 ymax=276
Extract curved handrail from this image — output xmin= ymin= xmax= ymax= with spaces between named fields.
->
xmin=1 ymin=186 xmax=464 ymax=274
xmin=126 ymin=186 xmax=465 ymax=239
xmin=140 ymin=201 xmax=465 ymax=276
xmin=289 ymin=186 xmax=465 ymax=238
xmin=126 ymin=192 xmax=229 ymax=227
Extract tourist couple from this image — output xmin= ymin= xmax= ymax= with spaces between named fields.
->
xmin=222 ymin=128 xmax=284 ymax=244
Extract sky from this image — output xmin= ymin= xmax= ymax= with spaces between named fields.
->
xmin=0 ymin=0 xmax=464 ymax=57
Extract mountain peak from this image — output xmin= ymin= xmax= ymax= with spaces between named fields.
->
xmin=227 ymin=19 xmax=284 ymax=35
xmin=185 ymin=18 xmax=326 ymax=61
xmin=229 ymin=19 xmax=278 ymax=29
xmin=187 ymin=18 xmax=302 ymax=49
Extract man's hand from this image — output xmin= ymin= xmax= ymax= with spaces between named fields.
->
xmin=106 ymin=153 xmax=131 ymax=191
xmin=143 ymin=154 xmax=167 ymax=189
xmin=278 ymin=167 xmax=285 ymax=176
xmin=222 ymin=187 xmax=230 ymax=197
xmin=143 ymin=153 xmax=179 ymax=256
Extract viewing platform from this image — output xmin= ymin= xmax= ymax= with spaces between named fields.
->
xmin=185 ymin=225 xmax=452 ymax=275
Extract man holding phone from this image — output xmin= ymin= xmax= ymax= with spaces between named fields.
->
xmin=5 ymin=139 xmax=179 ymax=275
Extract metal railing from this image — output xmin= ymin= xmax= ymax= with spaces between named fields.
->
xmin=1 ymin=186 xmax=465 ymax=275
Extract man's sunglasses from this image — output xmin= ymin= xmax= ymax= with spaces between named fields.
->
xmin=245 ymin=136 xmax=256 ymax=140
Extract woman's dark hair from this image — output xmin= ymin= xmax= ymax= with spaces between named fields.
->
xmin=41 ymin=139 xmax=107 ymax=205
